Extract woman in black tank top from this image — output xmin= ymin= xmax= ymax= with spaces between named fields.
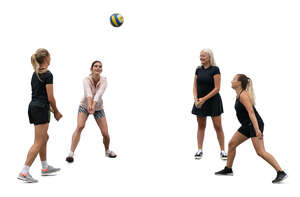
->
xmin=215 ymin=74 xmax=287 ymax=183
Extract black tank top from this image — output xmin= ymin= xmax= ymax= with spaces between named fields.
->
xmin=235 ymin=90 xmax=263 ymax=125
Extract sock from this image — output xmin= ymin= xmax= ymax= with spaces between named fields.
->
xmin=21 ymin=165 xmax=30 ymax=174
xmin=225 ymin=166 xmax=232 ymax=171
xmin=41 ymin=161 xmax=48 ymax=169
xmin=197 ymin=149 xmax=202 ymax=153
xmin=221 ymin=150 xmax=226 ymax=154
xmin=68 ymin=151 xmax=74 ymax=157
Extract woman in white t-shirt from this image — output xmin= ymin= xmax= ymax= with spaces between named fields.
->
xmin=66 ymin=60 xmax=117 ymax=163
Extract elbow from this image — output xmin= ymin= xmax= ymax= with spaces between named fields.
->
xmin=215 ymin=87 xmax=220 ymax=93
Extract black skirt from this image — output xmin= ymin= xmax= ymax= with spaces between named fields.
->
xmin=192 ymin=94 xmax=224 ymax=117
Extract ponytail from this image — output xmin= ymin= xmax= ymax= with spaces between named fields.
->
xmin=237 ymin=74 xmax=256 ymax=105
xmin=31 ymin=48 xmax=50 ymax=81
xmin=31 ymin=54 xmax=42 ymax=81
xmin=246 ymin=78 xmax=256 ymax=105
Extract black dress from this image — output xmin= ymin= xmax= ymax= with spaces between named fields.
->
xmin=235 ymin=90 xmax=264 ymax=138
xmin=28 ymin=71 xmax=53 ymax=125
xmin=192 ymin=65 xmax=224 ymax=117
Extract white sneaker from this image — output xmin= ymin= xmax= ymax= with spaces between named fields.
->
xmin=195 ymin=151 xmax=203 ymax=160
xmin=41 ymin=165 xmax=60 ymax=176
xmin=220 ymin=151 xmax=227 ymax=160
xmin=105 ymin=150 xmax=117 ymax=158
xmin=17 ymin=172 xmax=38 ymax=183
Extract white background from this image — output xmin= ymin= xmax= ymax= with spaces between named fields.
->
xmin=0 ymin=0 xmax=299 ymax=196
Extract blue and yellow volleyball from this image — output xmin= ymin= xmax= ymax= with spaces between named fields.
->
xmin=110 ymin=13 xmax=124 ymax=27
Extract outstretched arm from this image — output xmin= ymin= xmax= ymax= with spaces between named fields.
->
xmin=83 ymin=78 xmax=94 ymax=113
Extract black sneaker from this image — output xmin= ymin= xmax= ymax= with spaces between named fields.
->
xmin=66 ymin=156 xmax=74 ymax=163
xmin=272 ymin=171 xmax=288 ymax=184
xmin=215 ymin=167 xmax=233 ymax=176
xmin=220 ymin=152 xmax=227 ymax=160
xmin=195 ymin=151 xmax=203 ymax=160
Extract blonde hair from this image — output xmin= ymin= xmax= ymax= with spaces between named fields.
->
xmin=246 ymin=78 xmax=255 ymax=105
xmin=31 ymin=48 xmax=50 ymax=81
xmin=201 ymin=48 xmax=216 ymax=66
xmin=237 ymin=74 xmax=256 ymax=105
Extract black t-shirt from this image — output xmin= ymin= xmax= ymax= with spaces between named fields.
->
xmin=195 ymin=65 xmax=220 ymax=98
xmin=31 ymin=71 xmax=53 ymax=105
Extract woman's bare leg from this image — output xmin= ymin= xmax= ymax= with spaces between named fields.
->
xmin=70 ymin=112 xmax=88 ymax=153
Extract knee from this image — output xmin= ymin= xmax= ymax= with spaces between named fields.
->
xmin=197 ymin=122 xmax=206 ymax=130
xmin=213 ymin=124 xmax=223 ymax=133
xmin=33 ymin=140 xmax=43 ymax=149
xmin=228 ymin=140 xmax=236 ymax=150
xmin=256 ymin=150 xmax=265 ymax=158
xmin=43 ymin=134 xmax=49 ymax=144
xmin=77 ymin=124 xmax=85 ymax=132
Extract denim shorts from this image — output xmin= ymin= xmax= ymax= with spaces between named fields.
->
xmin=78 ymin=105 xmax=105 ymax=120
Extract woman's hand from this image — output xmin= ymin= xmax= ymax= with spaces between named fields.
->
xmin=89 ymin=101 xmax=96 ymax=114
xmin=91 ymin=105 xmax=96 ymax=114
xmin=54 ymin=111 xmax=63 ymax=121
xmin=196 ymin=98 xmax=207 ymax=109
xmin=194 ymin=98 xmax=201 ymax=108
xmin=256 ymin=130 xmax=263 ymax=140
xmin=199 ymin=97 xmax=206 ymax=104
xmin=88 ymin=103 xmax=93 ymax=114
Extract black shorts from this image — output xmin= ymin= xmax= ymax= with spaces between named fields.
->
xmin=238 ymin=122 xmax=264 ymax=138
xmin=28 ymin=101 xmax=50 ymax=125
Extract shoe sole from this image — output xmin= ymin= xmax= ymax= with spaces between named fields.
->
xmin=273 ymin=174 xmax=288 ymax=183
xmin=195 ymin=156 xmax=202 ymax=160
xmin=66 ymin=157 xmax=74 ymax=163
xmin=41 ymin=169 xmax=60 ymax=176
xmin=17 ymin=177 xmax=37 ymax=183
xmin=41 ymin=173 xmax=58 ymax=176
xmin=106 ymin=155 xmax=117 ymax=158
xmin=221 ymin=157 xmax=227 ymax=161
xmin=215 ymin=173 xmax=233 ymax=176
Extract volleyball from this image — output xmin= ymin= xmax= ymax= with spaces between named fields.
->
xmin=110 ymin=13 xmax=124 ymax=27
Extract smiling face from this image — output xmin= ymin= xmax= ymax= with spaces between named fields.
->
xmin=200 ymin=51 xmax=210 ymax=65
xmin=231 ymin=75 xmax=241 ymax=89
xmin=91 ymin=61 xmax=103 ymax=75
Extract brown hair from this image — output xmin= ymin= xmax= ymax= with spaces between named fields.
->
xmin=31 ymin=48 xmax=50 ymax=81
xmin=90 ymin=60 xmax=102 ymax=70
xmin=237 ymin=74 xmax=256 ymax=105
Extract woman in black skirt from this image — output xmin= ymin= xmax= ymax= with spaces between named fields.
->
xmin=17 ymin=48 xmax=63 ymax=183
xmin=192 ymin=49 xmax=227 ymax=160
xmin=215 ymin=74 xmax=287 ymax=183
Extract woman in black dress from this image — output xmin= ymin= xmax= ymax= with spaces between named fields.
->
xmin=215 ymin=74 xmax=287 ymax=183
xmin=192 ymin=49 xmax=227 ymax=160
